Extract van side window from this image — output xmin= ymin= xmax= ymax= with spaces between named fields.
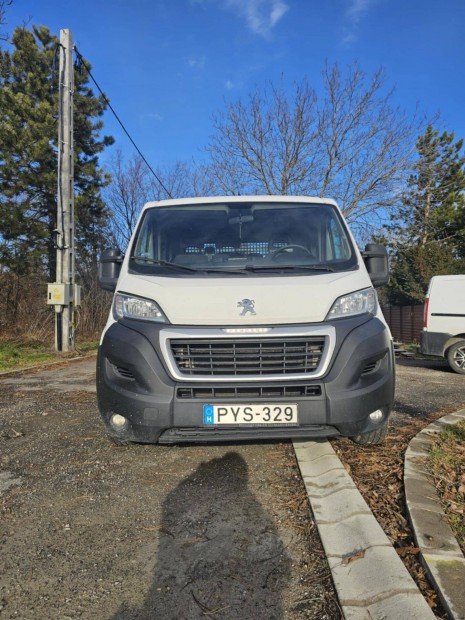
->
xmin=134 ymin=219 xmax=153 ymax=258
xmin=327 ymin=218 xmax=350 ymax=261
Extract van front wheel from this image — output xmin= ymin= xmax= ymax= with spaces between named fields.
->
xmin=351 ymin=424 xmax=388 ymax=446
xmin=447 ymin=340 xmax=465 ymax=374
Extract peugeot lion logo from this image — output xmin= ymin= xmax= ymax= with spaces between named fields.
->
xmin=238 ymin=299 xmax=256 ymax=316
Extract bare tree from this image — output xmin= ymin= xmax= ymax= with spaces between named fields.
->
xmin=105 ymin=153 xmax=210 ymax=248
xmin=207 ymin=80 xmax=320 ymax=196
xmin=318 ymin=64 xmax=419 ymax=229
xmin=106 ymin=150 xmax=151 ymax=248
xmin=190 ymin=162 xmax=217 ymax=197
xmin=0 ymin=1 xmax=13 ymax=41
xmin=206 ymin=62 xmax=422 ymax=234
xmin=147 ymin=160 xmax=208 ymax=202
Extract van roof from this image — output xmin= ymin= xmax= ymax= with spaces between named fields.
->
xmin=142 ymin=195 xmax=339 ymax=210
xmin=430 ymin=275 xmax=465 ymax=282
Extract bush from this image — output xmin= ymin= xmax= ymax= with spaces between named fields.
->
xmin=0 ymin=270 xmax=111 ymax=344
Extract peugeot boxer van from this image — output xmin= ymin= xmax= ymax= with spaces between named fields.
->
xmin=97 ymin=196 xmax=394 ymax=446
xmin=421 ymin=274 xmax=465 ymax=374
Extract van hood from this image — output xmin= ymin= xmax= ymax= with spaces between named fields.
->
xmin=116 ymin=270 xmax=371 ymax=326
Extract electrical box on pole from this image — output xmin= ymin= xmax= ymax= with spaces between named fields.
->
xmin=52 ymin=28 xmax=80 ymax=352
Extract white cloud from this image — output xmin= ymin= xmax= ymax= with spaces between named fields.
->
xmin=342 ymin=0 xmax=377 ymax=45
xmin=147 ymin=112 xmax=163 ymax=121
xmin=341 ymin=31 xmax=356 ymax=46
xmin=188 ymin=56 xmax=207 ymax=69
xmin=346 ymin=0 xmax=375 ymax=24
xmin=223 ymin=0 xmax=289 ymax=37
xmin=190 ymin=0 xmax=289 ymax=36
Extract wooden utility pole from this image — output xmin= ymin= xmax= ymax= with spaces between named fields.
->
xmin=52 ymin=29 xmax=76 ymax=352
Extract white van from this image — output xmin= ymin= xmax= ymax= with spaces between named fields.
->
xmin=97 ymin=196 xmax=394 ymax=446
xmin=421 ymin=274 xmax=465 ymax=374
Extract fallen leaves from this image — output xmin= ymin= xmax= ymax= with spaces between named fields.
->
xmin=341 ymin=549 xmax=365 ymax=565
xmin=395 ymin=546 xmax=421 ymax=557
xmin=331 ymin=411 xmax=452 ymax=618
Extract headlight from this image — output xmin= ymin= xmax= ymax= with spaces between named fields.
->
xmin=113 ymin=293 xmax=168 ymax=322
xmin=326 ymin=287 xmax=377 ymax=319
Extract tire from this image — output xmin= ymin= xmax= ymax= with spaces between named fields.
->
xmin=351 ymin=423 xmax=388 ymax=446
xmin=107 ymin=433 xmax=130 ymax=446
xmin=447 ymin=340 xmax=465 ymax=375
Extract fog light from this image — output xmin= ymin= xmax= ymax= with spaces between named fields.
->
xmin=111 ymin=414 xmax=128 ymax=429
xmin=369 ymin=409 xmax=383 ymax=422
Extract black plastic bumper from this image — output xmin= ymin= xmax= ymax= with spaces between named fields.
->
xmin=420 ymin=331 xmax=451 ymax=357
xmin=96 ymin=316 xmax=395 ymax=444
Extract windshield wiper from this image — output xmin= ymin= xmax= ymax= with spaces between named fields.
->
xmin=241 ymin=264 xmax=335 ymax=273
xmin=197 ymin=267 xmax=251 ymax=275
xmin=129 ymin=257 xmax=199 ymax=273
xmin=129 ymin=257 xmax=335 ymax=274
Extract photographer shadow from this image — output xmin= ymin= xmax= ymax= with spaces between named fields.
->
xmin=112 ymin=451 xmax=290 ymax=619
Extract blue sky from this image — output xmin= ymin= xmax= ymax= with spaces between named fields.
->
xmin=4 ymin=0 xmax=465 ymax=171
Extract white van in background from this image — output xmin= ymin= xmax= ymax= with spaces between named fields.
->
xmin=97 ymin=195 xmax=395 ymax=446
xmin=421 ymin=275 xmax=465 ymax=374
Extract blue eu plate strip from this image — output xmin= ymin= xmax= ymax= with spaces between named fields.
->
xmin=203 ymin=404 xmax=214 ymax=425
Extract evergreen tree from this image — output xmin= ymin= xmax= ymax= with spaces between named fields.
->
xmin=387 ymin=125 xmax=465 ymax=304
xmin=394 ymin=124 xmax=465 ymax=248
xmin=388 ymin=245 xmax=462 ymax=305
xmin=0 ymin=25 xmax=114 ymax=277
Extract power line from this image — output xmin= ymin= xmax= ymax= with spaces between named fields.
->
xmin=73 ymin=46 xmax=173 ymax=199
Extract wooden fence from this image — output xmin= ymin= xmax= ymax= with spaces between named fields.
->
xmin=381 ymin=304 xmax=424 ymax=344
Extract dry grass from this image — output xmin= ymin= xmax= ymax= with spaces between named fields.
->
xmin=429 ymin=420 xmax=465 ymax=554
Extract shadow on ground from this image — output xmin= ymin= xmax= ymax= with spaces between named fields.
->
xmin=112 ymin=452 xmax=290 ymax=620
xmin=396 ymin=357 xmax=451 ymax=373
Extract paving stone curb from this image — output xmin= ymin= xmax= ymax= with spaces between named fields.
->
xmin=405 ymin=408 xmax=465 ymax=620
xmin=293 ymin=439 xmax=435 ymax=619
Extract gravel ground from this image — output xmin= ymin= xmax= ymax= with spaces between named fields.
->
xmin=1 ymin=356 xmax=463 ymax=620
xmin=392 ymin=357 xmax=465 ymax=420
xmin=0 ymin=359 xmax=339 ymax=620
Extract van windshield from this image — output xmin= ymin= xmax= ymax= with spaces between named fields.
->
xmin=129 ymin=201 xmax=357 ymax=276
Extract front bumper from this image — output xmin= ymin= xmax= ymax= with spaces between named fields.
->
xmin=96 ymin=315 xmax=395 ymax=444
xmin=420 ymin=330 xmax=451 ymax=357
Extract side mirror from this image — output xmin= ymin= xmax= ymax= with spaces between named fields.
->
xmin=362 ymin=243 xmax=389 ymax=288
xmin=98 ymin=248 xmax=124 ymax=292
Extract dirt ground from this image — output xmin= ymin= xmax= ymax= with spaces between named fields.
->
xmin=0 ymin=359 xmax=339 ymax=620
xmin=1 ymin=357 xmax=464 ymax=620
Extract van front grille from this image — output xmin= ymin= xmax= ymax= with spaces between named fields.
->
xmin=177 ymin=384 xmax=322 ymax=399
xmin=170 ymin=337 xmax=326 ymax=378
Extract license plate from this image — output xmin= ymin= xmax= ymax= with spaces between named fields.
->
xmin=203 ymin=403 xmax=298 ymax=425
